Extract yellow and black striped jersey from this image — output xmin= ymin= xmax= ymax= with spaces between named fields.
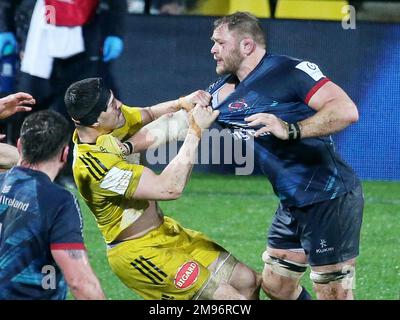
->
xmin=72 ymin=105 xmax=148 ymax=244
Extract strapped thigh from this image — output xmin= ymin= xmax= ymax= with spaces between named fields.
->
xmin=193 ymin=251 xmax=237 ymax=300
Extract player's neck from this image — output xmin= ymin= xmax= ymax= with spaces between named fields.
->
xmin=76 ymin=126 xmax=101 ymax=144
xmin=18 ymin=159 xmax=61 ymax=182
xmin=237 ymin=48 xmax=266 ymax=82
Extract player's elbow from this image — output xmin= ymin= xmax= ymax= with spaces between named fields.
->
xmin=67 ymin=276 xmax=105 ymax=300
xmin=164 ymin=186 xmax=183 ymax=200
xmin=345 ymin=102 xmax=359 ymax=124
xmin=0 ymin=144 xmax=19 ymax=169
xmin=337 ymin=101 xmax=358 ymax=126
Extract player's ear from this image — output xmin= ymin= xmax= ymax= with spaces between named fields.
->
xmin=241 ymin=38 xmax=255 ymax=56
xmin=16 ymin=138 xmax=23 ymax=156
xmin=60 ymin=145 xmax=69 ymax=163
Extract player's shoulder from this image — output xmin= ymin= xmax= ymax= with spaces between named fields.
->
xmin=206 ymin=74 xmax=232 ymax=94
xmin=34 ymin=178 xmax=78 ymax=219
xmin=268 ymin=54 xmax=326 ymax=81
xmin=267 ymin=54 xmax=304 ymax=70
xmin=40 ymin=179 xmax=75 ymax=203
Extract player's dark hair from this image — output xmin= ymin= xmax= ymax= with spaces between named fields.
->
xmin=64 ymin=77 xmax=111 ymax=126
xmin=214 ymin=12 xmax=266 ymax=49
xmin=20 ymin=110 xmax=70 ymax=164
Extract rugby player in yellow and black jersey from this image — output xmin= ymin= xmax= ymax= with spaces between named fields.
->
xmin=64 ymin=78 xmax=260 ymax=300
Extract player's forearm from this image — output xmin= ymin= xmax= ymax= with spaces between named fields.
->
xmin=299 ymin=100 xmax=358 ymax=138
xmin=0 ymin=143 xmax=19 ymax=169
xmin=158 ymin=130 xmax=200 ymax=199
xmin=127 ymin=110 xmax=189 ymax=153
xmin=52 ymin=249 xmax=105 ymax=300
xmin=68 ymin=273 xmax=105 ymax=300
xmin=149 ymin=99 xmax=181 ymax=118
xmin=140 ymin=99 xmax=183 ymax=126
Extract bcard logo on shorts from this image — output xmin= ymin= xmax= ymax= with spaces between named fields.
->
xmin=174 ymin=261 xmax=200 ymax=290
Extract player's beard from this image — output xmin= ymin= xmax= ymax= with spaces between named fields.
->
xmin=216 ymin=46 xmax=243 ymax=75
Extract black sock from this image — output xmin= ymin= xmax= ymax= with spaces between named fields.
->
xmin=297 ymin=286 xmax=312 ymax=300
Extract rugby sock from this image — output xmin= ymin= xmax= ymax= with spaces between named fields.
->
xmin=297 ymin=286 xmax=312 ymax=300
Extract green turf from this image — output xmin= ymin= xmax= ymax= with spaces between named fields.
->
xmin=75 ymin=174 xmax=400 ymax=300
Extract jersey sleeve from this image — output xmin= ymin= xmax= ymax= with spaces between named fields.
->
xmin=112 ymin=105 xmax=144 ymax=141
xmin=99 ymin=159 xmax=145 ymax=198
xmin=289 ymin=61 xmax=331 ymax=104
xmin=49 ymin=192 xmax=85 ymax=251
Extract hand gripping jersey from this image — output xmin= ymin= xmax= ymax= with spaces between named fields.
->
xmin=72 ymin=105 xmax=147 ymax=244
xmin=208 ymin=54 xmax=360 ymax=208
xmin=0 ymin=167 xmax=84 ymax=300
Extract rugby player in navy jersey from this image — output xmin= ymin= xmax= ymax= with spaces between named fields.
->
xmin=206 ymin=12 xmax=364 ymax=300
xmin=0 ymin=110 xmax=104 ymax=299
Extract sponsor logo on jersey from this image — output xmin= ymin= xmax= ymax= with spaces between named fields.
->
xmin=231 ymin=127 xmax=270 ymax=141
xmin=271 ymin=100 xmax=279 ymax=107
xmin=100 ymin=167 xmax=132 ymax=195
xmin=1 ymin=185 xmax=11 ymax=194
xmin=295 ymin=61 xmax=325 ymax=81
xmin=228 ymin=99 xmax=250 ymax=112
xmin=174 ymin=261 xmax=200 ymax=289
xmin=0 ymin=195 xmax=30 ymax=211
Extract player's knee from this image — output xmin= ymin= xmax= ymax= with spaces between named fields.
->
xmin=261 ymin=269 xmax=298 ymax=299
xmin=261 ymin=252 xmax=307 ymax=299
xmin=229 ymin=262 xmax=261 ymax=299
xmin=310 ymin=266 xmax=355 ymax=299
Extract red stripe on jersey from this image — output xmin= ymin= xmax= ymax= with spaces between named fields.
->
xmin=50 ymin=243 xmax=86 ymax=250
xmin=304 ymin=78 xmax=331 ymax=105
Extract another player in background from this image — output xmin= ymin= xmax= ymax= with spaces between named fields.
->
xmin=0 ymin=110 xmax=104 ymax=299
xmin=206 ymin=12 xmax=363 ymax=300
xmin=0 ymin=0 xmax=127 ymax=184
xmin=64 ymin=78 xmax=260 ymax=300
xmin=0 ymin=92 xmax=35 ymax=170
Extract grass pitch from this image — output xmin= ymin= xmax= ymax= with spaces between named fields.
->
xmin=76 ymin=174 xmax=400 ymax=300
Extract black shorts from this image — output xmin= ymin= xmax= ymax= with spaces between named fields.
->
xmin=268 ymin=185 xmax=364 ymax=266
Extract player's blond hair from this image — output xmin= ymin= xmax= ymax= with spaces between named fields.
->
xmin=214 ymin=12 xmax=266 ymax=49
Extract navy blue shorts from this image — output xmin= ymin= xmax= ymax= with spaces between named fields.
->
xmin=268 ymin=185 xmax=364 ymax=266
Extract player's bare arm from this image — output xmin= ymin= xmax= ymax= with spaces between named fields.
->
xmin=121 ymin=90 xmax=211 ymax=154
xmin=0 ymin=143 xmax=19 ymax=170
xmin=140 ymin=90 xmax=211 ymax=125
xmin=245 ymin=82 xmax=358 ymax=139
xmin=298 ymin=81 xmax=359 ymax=138
xmin=51 ymin=249 xmax=105 ymax=300
xmin=0 ymin=92 xmax=35 ymax=120
xmin=131 ymin=106 xmax=219 ymax=200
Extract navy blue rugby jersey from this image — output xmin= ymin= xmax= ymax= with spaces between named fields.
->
xmin=0 ymin=167 xmax=85 ymax=300
xmin=208 ymin=54 xmax=359 ymax=208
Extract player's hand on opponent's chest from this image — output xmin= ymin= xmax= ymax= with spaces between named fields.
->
xmin=178 ymin=90 xmax=212 ymax=112
xmin=189 ymin=106 xmax=220 ymax=138
xmin=245 ymin=113 xmax=290 ymax=140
